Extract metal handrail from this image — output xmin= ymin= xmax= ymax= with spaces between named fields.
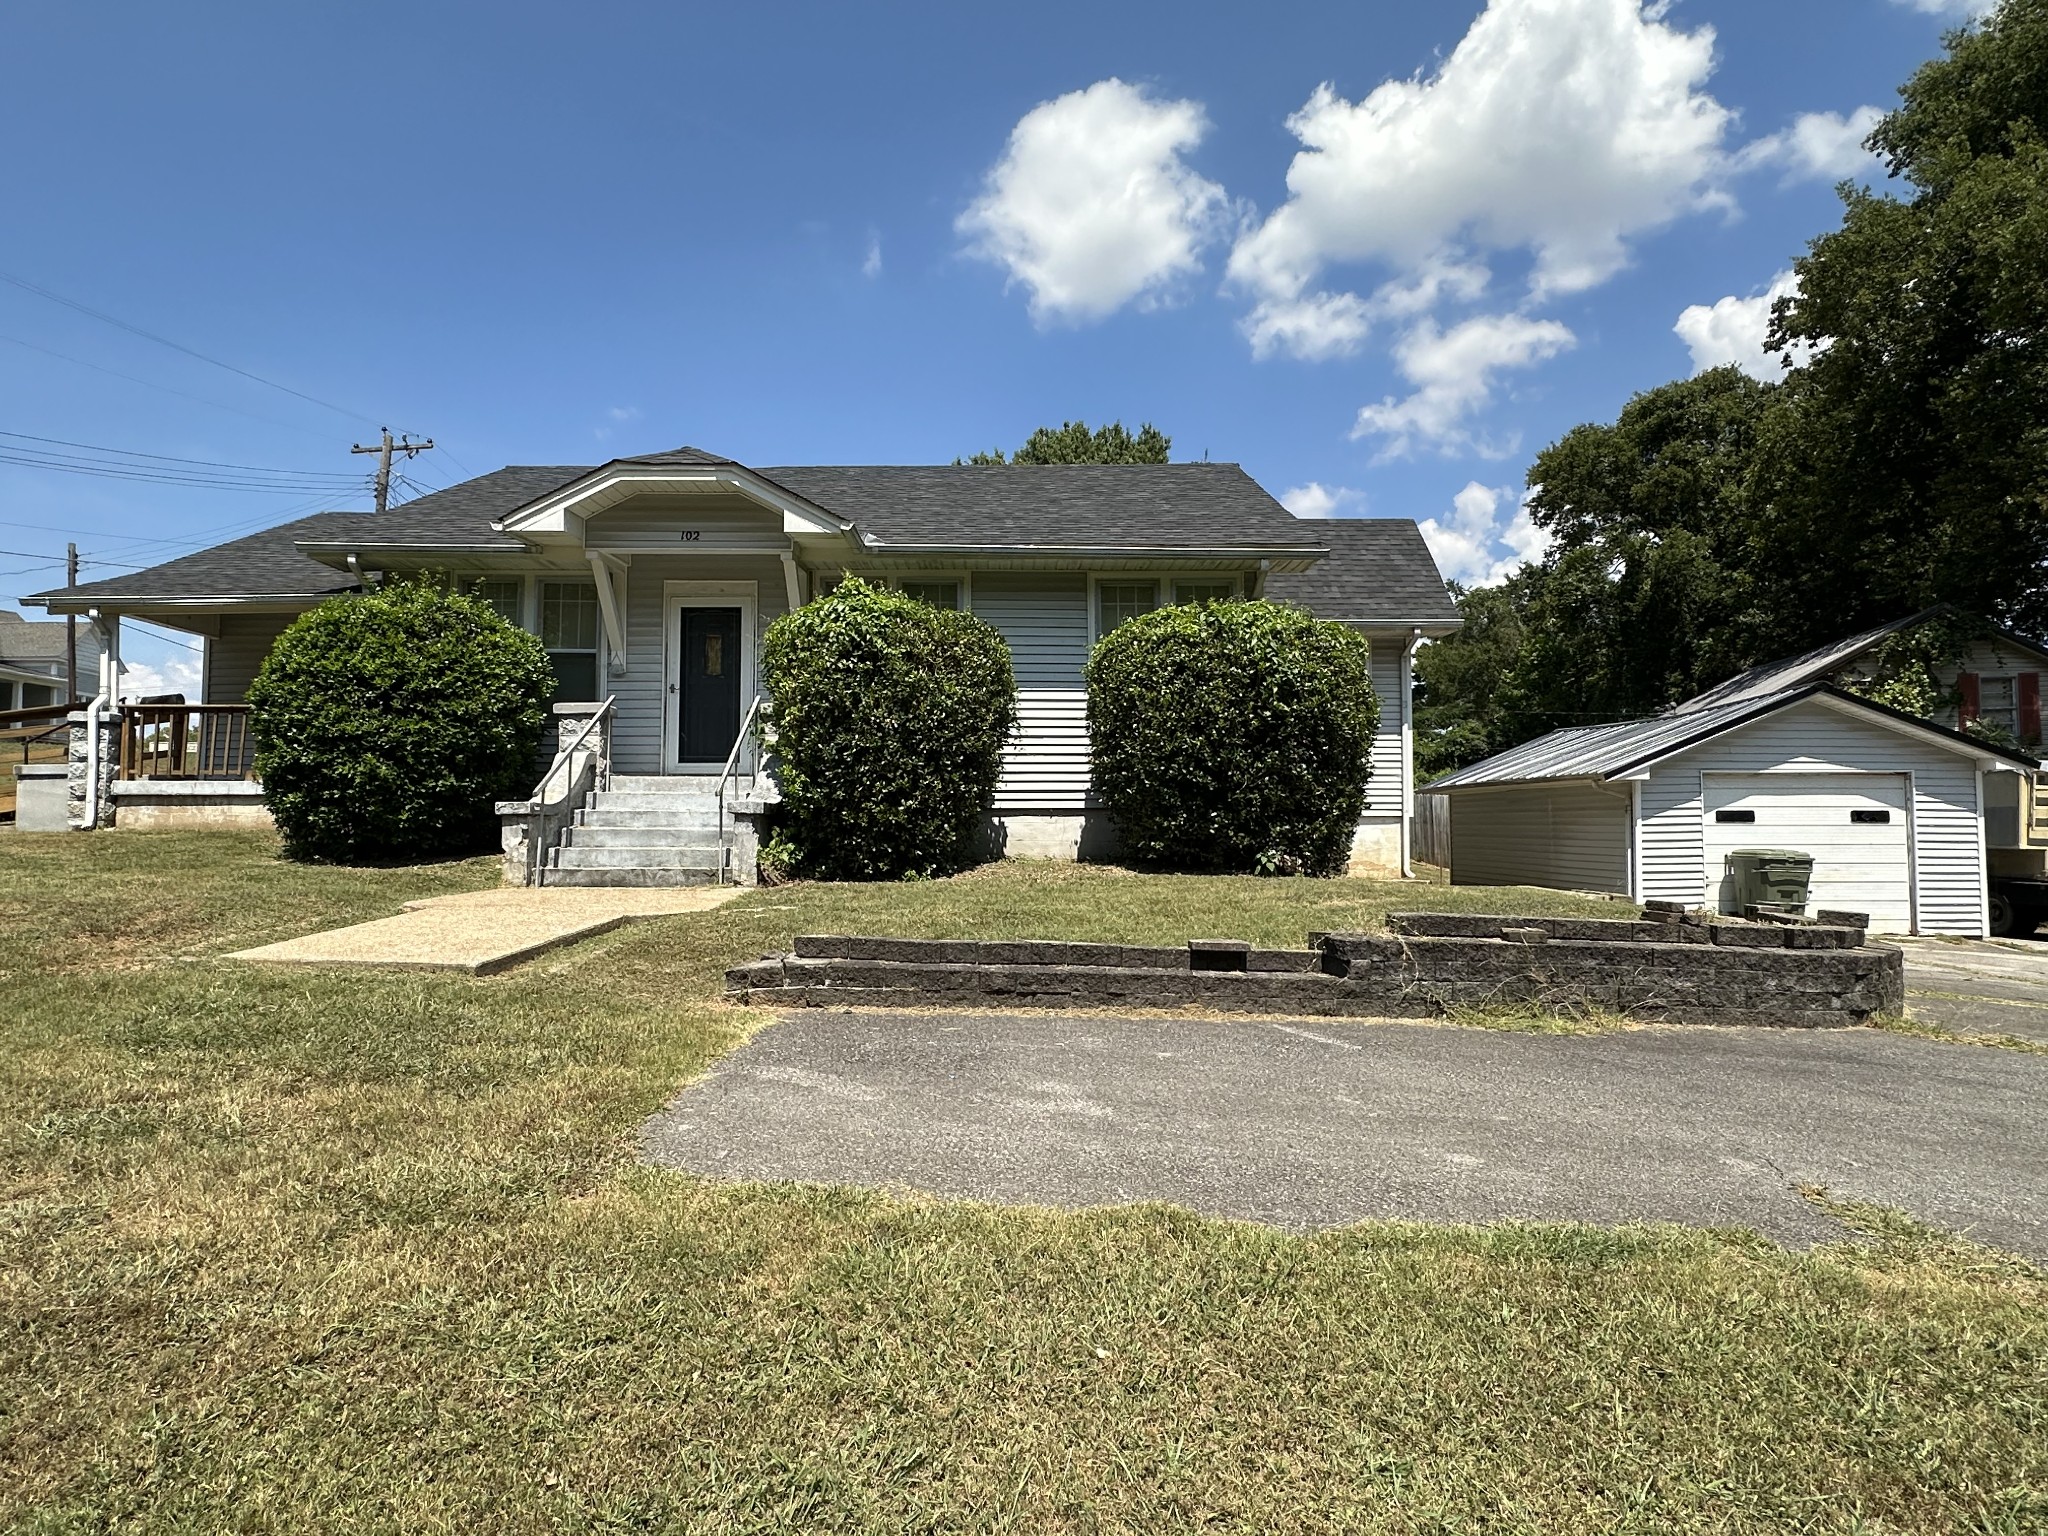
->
xmin=715 ymin=693 xmax=766 ymax=885
xmin=536 ymin=695 xmax=616 ymax=802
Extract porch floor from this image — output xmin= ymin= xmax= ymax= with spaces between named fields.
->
xmin=228 ymin=884 xmax=744 ymax=976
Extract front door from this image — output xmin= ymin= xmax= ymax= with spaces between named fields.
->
xmin=678 ymin=607 xmax=743 ymax=765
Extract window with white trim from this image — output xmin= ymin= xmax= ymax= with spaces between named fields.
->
xmin=900 ymin=580 xmax=961 ymax=610
xmin=1979 ymin=675 xmax=2020 ymax=739
xmin=1097 ymin=581 xmax=1159 ymax=634
xmin=466 ymin=577 xmax=525 ymax=626
xmin=540 ymin=581 xmax=601 ymax=702
xmin=1173 ymin=579 xmax=1237 ymax=606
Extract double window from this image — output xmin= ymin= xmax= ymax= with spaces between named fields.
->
xmin=540 ymin=581 xmax=602 ymax=702
xmin=467 ymin=577 xmax=525 ymax=626
xmin=1095 ymin=576 xmax=1238 ymax=636
xmin=900 ymin=580 xmax=961 ymax=610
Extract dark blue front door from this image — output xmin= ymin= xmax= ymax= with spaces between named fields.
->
xmin=679 ymin=607 xmax=742 ymax=763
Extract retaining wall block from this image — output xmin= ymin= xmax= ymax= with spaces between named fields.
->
xmin=1709 ymin=924 xmax=1790 ymax=949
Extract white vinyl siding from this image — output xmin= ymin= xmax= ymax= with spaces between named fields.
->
xmin=581 ymin=495 xmax=787 ymax=553
xmin=970 ymin=573 xmax=1092 ymax=810
xmin=612 ymin=555 xmax=790 ymax=774
xmin=1449 ymin=780 xmax=1631 ymax=895
xmin=1363 ymin=641 xmax=1405 ymax=819
xmin=1640 ymin=699 xmax=1986 ymax=935
xmin=203 ymin=613 xmax=295 ymax=703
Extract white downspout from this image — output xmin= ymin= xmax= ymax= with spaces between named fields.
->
xmin=81 ymin=611 xmax=115 ymax=829
xmin=1401 ymin=626 xmax=1422 ymax=878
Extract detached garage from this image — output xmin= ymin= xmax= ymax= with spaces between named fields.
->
xmin=1428 ymin=684 xmax=2037 ymax=936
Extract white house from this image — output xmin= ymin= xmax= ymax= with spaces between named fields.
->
xmin=25 ymin=446 xmax=1460 ymax=877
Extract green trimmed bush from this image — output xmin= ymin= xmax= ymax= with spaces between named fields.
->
xmin=762 ymin=578 xmax=1016 ymax=880
xmin=248 ymin=580 xmax=556 ymax=862
xmin=1086 ymin=600 xmax=1379 ymax=876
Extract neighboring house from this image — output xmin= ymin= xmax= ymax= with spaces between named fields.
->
xmin=0 ymin=610 xmax=98 ymax=711
xmin=1425 ymin=610 xmax=2045 ymax=937
xmin=24 ymin=446 xmax=1460 ymax=873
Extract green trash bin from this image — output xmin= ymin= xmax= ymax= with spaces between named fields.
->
xmin=1725 ymin=848 xmax=1814 ymax=916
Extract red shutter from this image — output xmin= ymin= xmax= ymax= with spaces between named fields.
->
xmin=1958 ymin=672 xmax=1980 ymax=727
xmin=2020 ymin=672 xmax=2042 ymax=745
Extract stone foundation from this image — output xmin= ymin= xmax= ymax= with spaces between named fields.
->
xmin=1347 ymin=819 xmax=1403 ymax=877
xmin=729 ymin=911 xmax=1903 ymax=1029
xmin=109 ymin=780 xmax=273 ymax=829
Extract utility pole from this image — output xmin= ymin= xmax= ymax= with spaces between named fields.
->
xmin=64 ymin=541 xmax=78 ymax=703
xmin=351 ymin=427 xmax=434 ymax=515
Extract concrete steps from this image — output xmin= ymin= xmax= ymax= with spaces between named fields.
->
xmin=541 ymin=776 xmax=733 ymax=888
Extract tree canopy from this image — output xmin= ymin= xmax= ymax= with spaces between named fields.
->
xmin=1416 ymin=1 xmax=2048 ymax=778
xmin=962 ymin=420 xmax=1171 ymax=465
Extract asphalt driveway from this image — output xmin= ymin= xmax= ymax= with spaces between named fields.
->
xmin=645 ymin=1010 xmax=2048 ymax=1259
xmin=1897 ymin=933 xmax=2048 ymax=1043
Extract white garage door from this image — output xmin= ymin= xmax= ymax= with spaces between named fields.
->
xmin=1701 ymin=773 xmax=1913 ymax=931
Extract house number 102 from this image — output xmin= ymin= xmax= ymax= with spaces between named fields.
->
xmin=679 ymin=530 xmax=701 ymax=541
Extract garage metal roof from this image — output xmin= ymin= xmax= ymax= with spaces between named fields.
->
xmin=1428 ymin=683 xmax=2036 ymax=790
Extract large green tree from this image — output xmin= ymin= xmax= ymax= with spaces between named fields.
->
xmin=962 ymin=420 xmax=1171 ymax=465
xmin=1422 ymin=2 xmax=2048 ymax=767
xmin=1760 ymin=0 xmax=2048 ymax=641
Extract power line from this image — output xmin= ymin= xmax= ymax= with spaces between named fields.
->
xmin=0 ymin=333 xmax=339 ymax=439
xmin=0 ymin=428 xmax=365 ymax=479
xmin=0 ymin=451 xmax=368 ymax=494
xmin=0 ymin=269 xmax=399 ymax=430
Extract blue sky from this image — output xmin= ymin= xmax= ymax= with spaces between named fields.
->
xmin=0 ymin=0 xmax=1991 ymax=692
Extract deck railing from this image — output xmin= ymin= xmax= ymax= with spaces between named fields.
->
xmin=118 ymin=703 xmax=256 ymax=781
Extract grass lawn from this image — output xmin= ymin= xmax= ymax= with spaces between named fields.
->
xmin=3 ymin=830 xmax=2044 ymax=1533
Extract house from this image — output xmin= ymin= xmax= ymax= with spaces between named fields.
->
xmin=1424 ymin=610 xmax=2046 ymax=937
xmin=0 ymin=609 xmax=98 ymax=712
xmin=23 ymin=446 xmax=1460 ymax=874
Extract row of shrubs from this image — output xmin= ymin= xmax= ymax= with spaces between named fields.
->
xmin=247 ymin=577 xmax=1380 ymax=876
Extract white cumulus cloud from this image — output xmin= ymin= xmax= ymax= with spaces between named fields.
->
xmin=1281 ymin=482 xmax=1367 ymax=518
xmin=118 ymin=656 xmax=203 ymax=703
xmin=1893 ymin=0 xmax=1996 ymax=15
xmin=1419 ymin=482 xmax=1553 ymax=588
xmin=1353 ymin=313 xmax=1576 ymax=459
xmin=1674 ymin=270 xmax=1807 ymax=380
xmin=862 ymin=232 xmax=883 ymax=279
xmin=1736 ymin=106 xmax=1885 ymax=182
xmin=958 ymin=78 xmax=1229 ymax=325
xmin=1228 ymin=0 xmax=1733 ymax=361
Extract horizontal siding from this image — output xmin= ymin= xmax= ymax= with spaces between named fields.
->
xmin=970 ymin=573 xmax=1089 ymax=687
xmin=995 ymin=689 xmax=1091 ymax=810
xmin=972 ymin=574 xmax=1093 ymax=808
xmin=583 ymin=495 xmax=785 ymax=553
xmin=613 ymin=555 xmax=790 ymax=773
xmin=1449 ymin=781 xmax=1630 ymax=894
xmin=204 ymin=614 xmax=293 ymax=703
xmin=1641 ymin=699 xmax=1985 ymax=935
xmin=1365 ymin=641 xmax=1404 ymax=816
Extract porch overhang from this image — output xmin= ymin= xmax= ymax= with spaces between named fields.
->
xmin=494 ymin=463 xmax=853 ymax=540
xmin=850 ymin=543 xmax=1332 ymax=573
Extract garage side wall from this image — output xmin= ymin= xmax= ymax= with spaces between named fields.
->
xmin=1447 ymin=781 xmax=1631 ymax=895
xmin=1640 ymin=699 xmax=1985 ymax=935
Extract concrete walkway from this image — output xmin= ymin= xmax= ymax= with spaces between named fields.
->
xmin=231 ymin=885 xmax=743 ymax=976
xmin=1894 ymin=933 xmax=2048 ymax=1043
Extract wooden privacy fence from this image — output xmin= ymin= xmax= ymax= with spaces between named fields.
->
xmin=1413 ymin=791 xmax=1451 ymax=869
xmin=119 ymin=704 xmax=256 ymax=780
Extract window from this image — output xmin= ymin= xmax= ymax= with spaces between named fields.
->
xmin=1097 ymin=581 xmax=1158 ymax=634
xmin=1979 ymin=676 xmax=2019 ymax=740
xmin=467 ymin=577 xmax=524 ymax=626
xmin=540 ymin=581 xmax=601 ymax=702
xmin=1173 ymin=579 xmax=1237 ymax=606
xmin=900 ymin=581 xmax=961 ymax=610
xmin=21 ymin=682 xmax=55 ymax=708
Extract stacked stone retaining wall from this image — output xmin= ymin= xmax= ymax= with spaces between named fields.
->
xmin=728 ymin=914 xmax=1904 ymax=1028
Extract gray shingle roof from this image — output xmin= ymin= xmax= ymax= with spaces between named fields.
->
xmin=0 ymin=610 xmax=81 ymax=662
xmin=1263 ymin=518 xmax=1460 ymax=629
xmin=1430 ymin=683 xmax=2036 ymax=790
xmin=755 ymin=463 xmax=1319 ymax=549
xmin=43 ymin=514 xmax=374 ymax=603
xmin=27 ymin=457 xmax=1443 ymax=606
